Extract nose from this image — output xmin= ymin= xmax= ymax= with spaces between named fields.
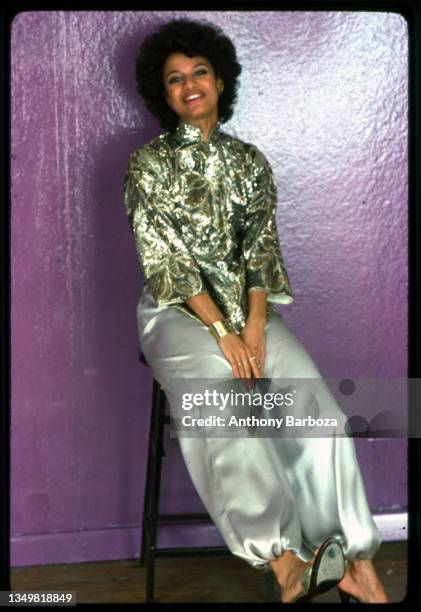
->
xmin=183 ymin=74 xmax=199 ymax=90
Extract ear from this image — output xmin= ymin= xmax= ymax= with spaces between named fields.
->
xmin=217 ymin=77 xmax=224 ymax=94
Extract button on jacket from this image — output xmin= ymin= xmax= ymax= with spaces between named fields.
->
xmin=124 ymin=117 xmax=294 ymax=334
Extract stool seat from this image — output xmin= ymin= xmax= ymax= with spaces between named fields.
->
xmin=137 ymin=345 xmax=280 ymax=602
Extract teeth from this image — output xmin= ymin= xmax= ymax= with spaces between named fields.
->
xmin=186 ymin=94 xmax=201 ymax=101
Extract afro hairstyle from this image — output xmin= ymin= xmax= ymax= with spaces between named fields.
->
xmin=135 ymin=17 xmax=242 ymax=132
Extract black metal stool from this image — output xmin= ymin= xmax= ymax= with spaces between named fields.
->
xmin=137 ymin=349 xmax=280 ymax=603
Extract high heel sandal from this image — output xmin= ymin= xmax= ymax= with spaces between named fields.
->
xmin=290 ymin=537 xmax=346 ymax=603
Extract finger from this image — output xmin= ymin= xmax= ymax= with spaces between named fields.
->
xmin=228 ymin=357 xmax=241 ymax=381
xmin=258 ymin=345 xmax=265 ymax=374
xmin=243 ymin=351 xmax=252 ymax=378
xmin=248 ymin=352 xmax=262 ymax=382
xmin=236 ymin=360 xmax=250 ymax=389
xmin=236 ymin=351 xmax=251 ymax=380
xmin=255 ymin=352 xmax=263 ymax=377
xmin=249 ymin=356 xmax=261 ymax=379
xmin=247 ymin=346 xmax=262 ymax=377
xmin=231 ymin=364 xmax=238 ymax=378
xmin=241 ymin=352 xmax=253 ymax=380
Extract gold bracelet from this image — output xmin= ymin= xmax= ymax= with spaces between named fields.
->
xmin=208 ymin=318 xmax=235 ymax=342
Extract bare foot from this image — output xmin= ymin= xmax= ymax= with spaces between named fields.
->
xmin=337 ymin=558 xmax=389 ymax=603
xmin=269 ymin=549 xmax=319 ymax=603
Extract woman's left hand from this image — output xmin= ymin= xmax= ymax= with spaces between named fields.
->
xmin=239 ymin=316 xmax=266 ymax=378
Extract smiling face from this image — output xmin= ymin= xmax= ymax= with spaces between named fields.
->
xmin=162 ymin=52 xmax=224 ymax=125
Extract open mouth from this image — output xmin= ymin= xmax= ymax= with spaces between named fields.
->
xmin=185 ymin=94 xmax=204 ymax=105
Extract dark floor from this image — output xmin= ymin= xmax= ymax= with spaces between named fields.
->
xmin=11 ymin=540 xmax=406 ymax=604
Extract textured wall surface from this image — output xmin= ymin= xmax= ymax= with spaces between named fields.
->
xmin=11 ymin=11 xmax=408 ymax=567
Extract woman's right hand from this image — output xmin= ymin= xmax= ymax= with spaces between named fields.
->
xmin=217 ymin=332 xmax=262 ymax=388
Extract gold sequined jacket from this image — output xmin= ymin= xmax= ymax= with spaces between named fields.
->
xmin=124 ymin=118 xmax=294 ymax=334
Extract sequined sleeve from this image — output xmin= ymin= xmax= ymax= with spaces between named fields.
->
xmin=124 ymin=148 xmax=208 ymax=306
xmin=242 ymin=145 xmax=294 ymax=304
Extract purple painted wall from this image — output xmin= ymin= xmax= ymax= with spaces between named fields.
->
xmin=11 ymin=11 xmax=408 ymax=567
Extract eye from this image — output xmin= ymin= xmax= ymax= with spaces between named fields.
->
xmin=168 ymin=68 xmax=208 ymax=84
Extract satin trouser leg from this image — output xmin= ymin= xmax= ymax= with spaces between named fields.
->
xmin=136 ymin=286 xmax=382 ymax=572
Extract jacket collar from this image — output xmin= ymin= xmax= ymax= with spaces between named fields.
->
xmin=172 ymin=118 xmax=222 ymax=147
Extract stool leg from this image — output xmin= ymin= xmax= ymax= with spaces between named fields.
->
xmin=140 ymin=380 xmax=160 ymax=568
xmin=142 ymin=380 xmax=167 ymax=603
xmin=140 ymin=409 xmax=155 ymax=569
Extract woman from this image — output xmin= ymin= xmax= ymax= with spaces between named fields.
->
xmin=124 ymin=18 xmax=389 ymax=603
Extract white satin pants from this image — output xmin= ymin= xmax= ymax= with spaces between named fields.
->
xmin=136 ymin=284 xmax=382 ymax=572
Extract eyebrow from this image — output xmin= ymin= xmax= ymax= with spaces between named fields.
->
xmin=166 ymin=63 xmax=208 ymax=78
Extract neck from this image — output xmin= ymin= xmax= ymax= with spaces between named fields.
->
xmin=184 ymin=114 xmax=219 ymax=142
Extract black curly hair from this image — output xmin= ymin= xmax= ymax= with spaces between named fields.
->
xmin=135 ymin=17 xmax=242 ymax=132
